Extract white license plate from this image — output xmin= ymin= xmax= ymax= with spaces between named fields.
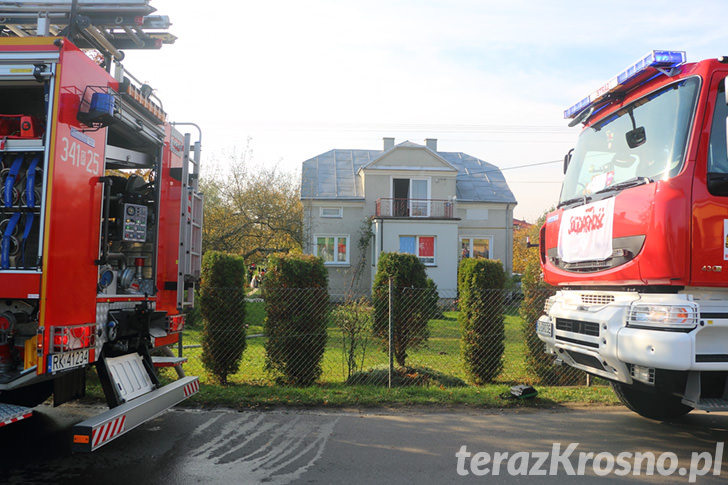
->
xmin=536 ymin=319 xmax=553 ymax=338
xmin=49 ymin=349 xmax=90 ymax=373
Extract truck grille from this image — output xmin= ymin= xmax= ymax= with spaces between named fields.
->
xmin=580 ymin=294 xmax=615 ymax=305
xmin=555 ymin=318 xmax=600 ymax=337
xmin=565 ymin=350 xmax=605 ymax=371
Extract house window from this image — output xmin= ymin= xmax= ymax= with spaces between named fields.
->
xmin=320 ymin=207 xmax=343 ymax=218
xmin=392 ymin=178 xmax=430 ymax=217
xmin=460 ymin=237 xmax=492 ymax=260
xmin=400 ymin=235 xmax=436 ymax=265
xmin=315 ymin=235 xmax=349 ymax=264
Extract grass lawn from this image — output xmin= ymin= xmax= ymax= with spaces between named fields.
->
xmin=135 ymin=300 xmax=620 ymax=409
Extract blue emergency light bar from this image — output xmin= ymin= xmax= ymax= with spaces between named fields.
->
xmin=564 ymin=50 xmax=687 ymax=119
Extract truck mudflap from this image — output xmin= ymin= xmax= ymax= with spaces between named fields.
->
xmin=0 ymin=403 xmax=33 ymax=428
xmin=71 ymin=376 xmax=199 ymax=452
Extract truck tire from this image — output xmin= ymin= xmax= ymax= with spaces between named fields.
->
xmin=612 ymin=382 xmax=692 ymax=420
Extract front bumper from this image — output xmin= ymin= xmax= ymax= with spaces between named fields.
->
xmin=536 ymin=290 xmax=728 ymax=384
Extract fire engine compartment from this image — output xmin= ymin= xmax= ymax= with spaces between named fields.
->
xmin=0 ymin=41 xmax=177 ymax=381
xmin=0 ymin=4 xmax=202 ymax=441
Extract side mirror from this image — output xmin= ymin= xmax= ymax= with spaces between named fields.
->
xmin=707 ymin=173 xmax=728 ymax=197
xmin=563 ymin=148 xmax=574 ymax=174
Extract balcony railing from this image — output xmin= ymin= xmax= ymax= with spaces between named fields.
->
xmin=375 ymin=198 xmax=454 ymax=218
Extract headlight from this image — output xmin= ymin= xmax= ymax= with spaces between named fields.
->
xmin=627 ymin=303 xmax=698 ymax=330
xmin=544 ymin=296 xmax=555 ymax=315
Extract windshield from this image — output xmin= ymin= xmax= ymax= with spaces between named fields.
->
xmin=559 ymin=77 xmax=699 ymax=205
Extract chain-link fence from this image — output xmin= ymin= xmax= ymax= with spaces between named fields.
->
xmin=179 ymin=285 xmax=587 ymax=388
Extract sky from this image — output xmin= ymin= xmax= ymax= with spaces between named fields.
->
xmin=119 ymin=0 xmax=728 ymax=222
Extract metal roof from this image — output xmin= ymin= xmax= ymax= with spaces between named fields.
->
xmin=301 ymin=142 xmax=517 ymax=204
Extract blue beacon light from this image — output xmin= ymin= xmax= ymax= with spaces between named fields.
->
xmin=564 ymin=50 xmax=687 ymax=120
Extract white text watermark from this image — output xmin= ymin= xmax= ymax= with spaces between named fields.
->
xmin=455 ymin=442 xmax=723 ymax=482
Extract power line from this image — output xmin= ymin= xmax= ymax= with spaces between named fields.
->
xmin=462 ymin=159 xmax=562 ymax=177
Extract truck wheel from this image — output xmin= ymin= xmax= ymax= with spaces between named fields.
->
xmin=612 ymin=382 xmax=692 ymax=420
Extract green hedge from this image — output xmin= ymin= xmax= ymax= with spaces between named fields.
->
xmin=458 ymin=257 xmax=505 ymax=384
xmin=199 ymin=251 xmax=247 ymax=384
xmin=263 ymin=254 xmax=329 ymax=386
xmin=371 ymin=252 xmax=437 ymax=367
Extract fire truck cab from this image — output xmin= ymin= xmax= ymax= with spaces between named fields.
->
xmin=538 ymin=50 xmax=728 ymax=420
xmin=0 ymin=1 xmax=202 ymax=451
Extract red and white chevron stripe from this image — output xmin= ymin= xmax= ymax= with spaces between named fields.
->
xmin=92 ymin=415 xmax=126 ymax=448
xmin=183 ymin=379 xmax=199 ymax=397
xmin=0 ymin=410 xmax=32 ymax=428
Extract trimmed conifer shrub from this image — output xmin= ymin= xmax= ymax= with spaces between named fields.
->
xmin=199 ymin=251 xmax=247 ymax=385
xmin=263 ymin=254 xmax=329 ymax=386
xmin=372 ymin=252 xmax=436 ymax=367
xmin=458 ymin=257 xmax=505 ymax=384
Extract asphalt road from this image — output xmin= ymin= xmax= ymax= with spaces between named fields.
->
xmin=1 ymin=403 xmax=727 ymax=484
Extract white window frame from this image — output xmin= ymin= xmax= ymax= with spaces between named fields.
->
xmin=390 ymin=177 xmax=431 ymax=217
xmin=314 ymin=234 xmax=350 ymax=265
xmin=459 ymin=236 xmax=494 ymax=260
xmin=320 ymin=206 xmax=343 ymax=218
xmin=399 ymin=235 xmax=436 ymax=266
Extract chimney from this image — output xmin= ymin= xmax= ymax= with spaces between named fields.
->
xmin=383 ymin=137 xmax=395 ymax=151
xmin=425 ymin=138 xmax=437 ymax=151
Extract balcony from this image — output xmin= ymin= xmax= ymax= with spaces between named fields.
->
xmin=375 ymin=198 xmax=455 ymax=219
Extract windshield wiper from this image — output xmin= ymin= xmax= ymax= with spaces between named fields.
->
xmin=594 ymin=176 xmax=652 ymax=195
xmin=557 ymin=194 xmax=591 ymax=209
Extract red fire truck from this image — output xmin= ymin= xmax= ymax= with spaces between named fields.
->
xmin=0 ymin=2 xmax=202 ymax=450
xmin=537 ymin=50 xmax=728 ymax=419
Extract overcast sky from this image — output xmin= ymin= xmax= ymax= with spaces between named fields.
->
xmin=121 ymin=0 xmax=728 ymax=222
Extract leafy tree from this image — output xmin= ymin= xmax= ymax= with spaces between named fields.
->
xmin=512 ymin=217 xmax=543 ymax=275
xmin=371 ymin=253 xmax=436 ymax=366
xmin=199 ymin=251 xmax=247 ymax=385
xmin=519 ymin=212 xmax=585 ymax=385
xmin=201 ymin=145 xmax=303 ymax=263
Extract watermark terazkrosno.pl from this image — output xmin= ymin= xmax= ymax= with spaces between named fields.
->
xmin=455 ymin=442 xmax=723 ymax=482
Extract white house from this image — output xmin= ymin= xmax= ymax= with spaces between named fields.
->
xmin=301 ymin=138 xmax=517 ymax=296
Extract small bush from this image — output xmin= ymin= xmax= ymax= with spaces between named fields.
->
xmin=263 ymin=254 xmax=328 ymax=386
xmin=199 ymin=251 xmax=247 ymax=385
xmin=458 ymin=258 xmax=506 ymax=384
xmin=372 ymin=253 xmax=436 ymax=367
xmin=332 ymin=298 xmax=372 ymax=380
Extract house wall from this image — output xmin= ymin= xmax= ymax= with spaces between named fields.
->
xmin=372 ymin=218 xmax=460 ymax=292
xmin=456 ymin=202 xmax=515 ymax=275
xmin=362 ymin=168 xmax=457 ymax=218
xmin=302 ymin=199 xmax=370 ymax=296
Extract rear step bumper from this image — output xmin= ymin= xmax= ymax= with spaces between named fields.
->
xmin=71 ymin=376 xmax=199 ymax=452
xmin=0 ymin=402 xmax=33 ymax=427
xmin=151 ymin=355 xmax=188 ymax=367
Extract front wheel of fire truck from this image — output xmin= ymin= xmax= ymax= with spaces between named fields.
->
xmin=611 ymin=382 xmax=693 ymax=420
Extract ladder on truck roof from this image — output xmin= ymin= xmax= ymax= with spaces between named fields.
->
xmin=0 ymin=1 xmax=175 ymax=60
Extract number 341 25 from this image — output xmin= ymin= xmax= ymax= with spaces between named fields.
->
xmin=59 ymin=136 xmax=100 ymax=175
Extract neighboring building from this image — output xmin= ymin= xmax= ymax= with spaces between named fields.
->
xmin=513 ymin=218 xmax=533 ymax=231
xmin=301 ymin=137 xmax=517 ymax=295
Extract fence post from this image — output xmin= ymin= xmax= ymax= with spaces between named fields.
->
xmin=388 ymin=276 xmax=393 ymax=389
